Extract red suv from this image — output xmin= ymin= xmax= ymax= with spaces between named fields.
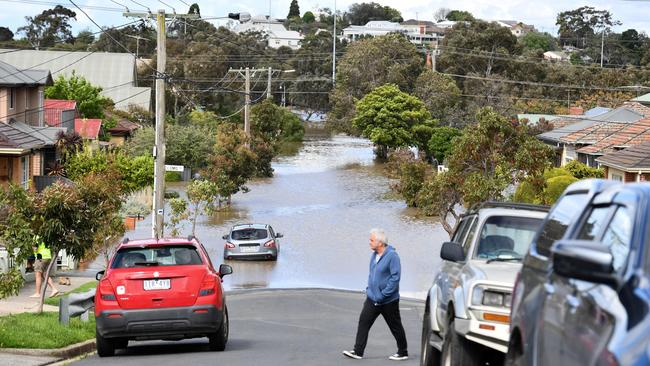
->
xmin=94 ymin=236 xmax=232 ymax=357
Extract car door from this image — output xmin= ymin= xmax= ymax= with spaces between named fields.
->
xmin=436 ymin=216 xmax=475 ymax=326
xmin=562 ymin=202 xmax=634 ymax=365
xmin=529 ymin=193 xmax=588 ymax=365
xmin=539 ymin=204 xmax=613 ymax=366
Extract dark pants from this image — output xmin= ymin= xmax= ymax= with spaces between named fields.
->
xmin=353 ymin=297 xmax=408 ymax=356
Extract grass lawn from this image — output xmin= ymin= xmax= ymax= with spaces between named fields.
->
xmin=45 ymin=281 xmax=97 ymax=307
xmin=0 ymin=312 xmax=95 ymax=349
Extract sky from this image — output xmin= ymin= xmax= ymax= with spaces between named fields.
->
xmin=1 ymin=0 xmax=649 ymax=37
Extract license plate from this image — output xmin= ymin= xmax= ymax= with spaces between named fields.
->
xmin=143 ymin=279 xmax=170 ymax=290
xmin=240 ymin=246 xmax=259 ymax=253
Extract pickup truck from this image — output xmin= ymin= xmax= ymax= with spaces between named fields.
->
xmin=420 ymin=202 xmax=548 ymax=366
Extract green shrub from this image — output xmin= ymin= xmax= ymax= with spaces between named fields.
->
xmin=564 ymin=160 xmax=604 ymax=179
xmin=397 ymin=161 xmax=429 ymax=207
xmin=164 ymin=191 xmax=180 ymax=199
xmin=543 ymin=175 xmax=578 ymax=204
xmin=513 ymin=180 xmax=539 ymax=204
xmin=165 ymin=171 xmax=182 ymax=182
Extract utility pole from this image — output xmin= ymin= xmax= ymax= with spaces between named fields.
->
xmin=600 ymin=30 xmax=605 ymax=68
xmin=124 ymin=9 xmax=199 ymax=239
xmin=267 ymin=66 xmax=272 ymax=99
xmin=432 ymin=43 xmax=438 ymax=72
xmin=332 ymin=0 xmax=337 ymax=85
xmin=228 ymin=67 xmax=295 ymax=141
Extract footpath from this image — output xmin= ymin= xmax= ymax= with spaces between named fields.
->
xmin=0 ymin=274 xmax=96 ymax=366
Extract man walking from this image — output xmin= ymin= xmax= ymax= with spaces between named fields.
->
xmin=343 ymin=228 xmax=408 ymax=361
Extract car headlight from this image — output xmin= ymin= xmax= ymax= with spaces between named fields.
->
xmin=504 ymin=293 xmax=512 ymax=308
xmin=482 ymin=291 xmax=504 ymax=307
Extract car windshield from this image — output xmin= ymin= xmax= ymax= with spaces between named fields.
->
xmin=111 ymin=245 xmax=203 ymax=268
xmin=474 ymin=216 xmax=543 ymax=261
xmin=231 ymin=228 xmax=268 ymax=240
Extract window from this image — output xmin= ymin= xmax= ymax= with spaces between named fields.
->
xmin=462 ymin=217 xmax=478 ymax=257
xmin=577 ymin=206 xmax=612 ymax=241
xmin=111 ymin=245 xmax=203 ymax=268
xmin=536 ymin=193 xmax=588 ymax=257
xmin=231 ymin=228 xmax=268 ymax=240
xmin=20 ymin=155 xmax=29 ymax=189
xmin=611 ymin=174 xmax=623 ymax=182
xmin=9 ymin=88 xmax=15 ymax=110
xmin=451 ymin=218 xmax=471 ymax=244
xmin=474 ymin=216 xmax=543 ymax=260
xmin=600 ymin=206 xmax=632 ymax=272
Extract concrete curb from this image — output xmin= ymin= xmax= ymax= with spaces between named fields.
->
xmin=0 ymin=339 xmax=95 ymax=359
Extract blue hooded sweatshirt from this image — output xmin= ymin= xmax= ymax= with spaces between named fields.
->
xmin=366 ymin=245 xmax=401 ymax=305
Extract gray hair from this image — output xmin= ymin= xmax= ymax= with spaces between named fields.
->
xmin=370 ymin=228 xmax=387 ymax=245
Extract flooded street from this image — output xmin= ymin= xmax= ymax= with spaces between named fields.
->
xmin=127 ymin=134 xmax=448 ymax=299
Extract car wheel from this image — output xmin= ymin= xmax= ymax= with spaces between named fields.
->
xmin=209 ymin=306 xmax=228 ymax=351
xmin=504 ymin=339 xmax=524 ymax=366
xmin=420 ymin=311 xmax=441 ymax=366
xmin=96 ymin=330 xmax=115 ymax=357
xmin=440 ymin=318 xmax=481 ymax=366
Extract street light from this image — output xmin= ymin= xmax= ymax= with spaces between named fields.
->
xmin=201 ymin=12 xmax=251 ymax=22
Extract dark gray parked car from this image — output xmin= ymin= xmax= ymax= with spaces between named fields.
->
xmin=222 ymin=224 xmax=282 ymax=261
xmin=506 ymin=179 xmax=650 ymax=366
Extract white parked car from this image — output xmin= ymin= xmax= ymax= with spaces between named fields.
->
xmin=420 ymin=202 xmax=548 ymax=366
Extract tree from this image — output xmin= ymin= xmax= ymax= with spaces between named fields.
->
xmin=303 ymin=11 xmax=316 ymax=23
xmin=45 ymin=73 xmax=112 ymax=118
xmin=416 ymin=107 xmax=554 ymax=234
xmin=75 ymin=30 xmax=94 ymax=45
xmin=17 ymin=6 xmax=77 ymax=49
xmin=414 ymin=70 xmax=461 ymax=121
xmin=346 ymin=2 xmax=403 ymax=24
xmin=288 ymin=0 xmax=300 ymax=19
xmin=434 ymin=8 xmax=450 ymax=22
xmin=188 ymin=3 xmax=200 ymax=16
xmin=520 ymin=31 xmax=557 ymax=52
xmin=329 ymin=33 xmax=423 ymax=132
xmin=426 ymin=127 xmax=462 ymax=163
xmin=445 ymin=10 xmax=475 ymax=21
xmin=206 ymin=124 xmax=257 ymax=204
xmin=186 ymin=180 xmax=218 ymax=235
xmin=353 ymin=84 xmax=431 ymax=159
xmin=556 ymin=6 xmax=620 ymax=48
xmin=0 ymin=27 xmax=14 ymax=42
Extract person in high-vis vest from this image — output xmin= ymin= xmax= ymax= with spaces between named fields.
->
xmin=30 ymin=240 xmax=60 ymax=298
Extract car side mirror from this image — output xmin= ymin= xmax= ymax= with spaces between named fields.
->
xmin=222 ymin=234 xmax=229 ymax=240
xmin=219 ymin=264 xmax=233 ymax=278
xmin=551 ymin=240 xmax=619 ymax=288
xmin=440 ymin=242 xmax=464 ymax=262
xmin=95 ymin=270 xmax=105 ymax=281
xmin=275 ymin=232 xmax=283 ymax=238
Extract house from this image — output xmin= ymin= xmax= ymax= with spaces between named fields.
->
xmin=74 ymin=118 xmax=101 ymax=141
xmin=495 ymin=20 xmax=535 ymax=37
xmin=596 ymin=141 xmax=650 ymax=182
xmin=0 ymin=49 xmax=151 ymax=111
xmin=106 ymin=117 xmax=140 ymax=146
xmin=543 ymin=51 xmax=569 ymax=62
xmin=234 ymin=16 xmax=303 ymax=49
xmin=632 ymin=92 xmax=650 ymax=106
xmin=538 ymin=102 xmax=650 ymax=167
xmin=44 ymin=99 xmax=77 ymax=130
xmin=0 ymin=60 xmax=68 ymax=189
xmin=342 ymin=20 xmax=442 ymax=48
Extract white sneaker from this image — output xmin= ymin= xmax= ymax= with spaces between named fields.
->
xmin=343 ymin=350 xmax=363 ymax=359
xmin=389 ymin=353 xmax=409 ymax=361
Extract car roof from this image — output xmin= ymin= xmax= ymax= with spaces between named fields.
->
xmin=474 ymin=207 xmax=549 ymax=220
xmin=232 ymin=223 xmax=269 ymax=230
xmin=119 ymin=238 xmax=196 ymax=248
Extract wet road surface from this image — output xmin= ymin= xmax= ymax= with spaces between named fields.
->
xmin=120 ymin=134 xmax=448 ymax=299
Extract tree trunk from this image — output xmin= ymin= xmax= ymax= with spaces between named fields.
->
xmin=37 ymin=249 xmax=59 ymax=314
xmin=375 ymin=144 xmax=388 ymax=160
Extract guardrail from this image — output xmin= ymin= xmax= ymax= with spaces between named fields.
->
xmin=59 ymin=288 xmax=95 ymax=325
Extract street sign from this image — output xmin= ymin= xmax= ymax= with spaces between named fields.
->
xmin=165 ymin=164 xmax=184 ymax=172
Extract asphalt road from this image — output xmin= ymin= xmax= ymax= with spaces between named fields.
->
xmin=71 ymin=289 xmax=424 ymax=366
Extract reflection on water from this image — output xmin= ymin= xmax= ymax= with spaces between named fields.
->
xmin=126 ymin=134 xmax=448 ymax=299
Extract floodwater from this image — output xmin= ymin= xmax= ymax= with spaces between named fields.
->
xmin=124 ymin=134 xmax=448 ymax=299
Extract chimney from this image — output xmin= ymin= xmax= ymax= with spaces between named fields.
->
xmin=569 ymin=106 xmax=584 ymax=115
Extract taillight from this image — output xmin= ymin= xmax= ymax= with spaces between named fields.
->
xmin=225 ymin=242 xmax=235 ymax=249
xmin=99 ymin=280 xmax=116 ymax=301
xmin=264 ymin=239 xmax=276 ymax=248
xmin=199 ymin=276 xmax=217 ymax=297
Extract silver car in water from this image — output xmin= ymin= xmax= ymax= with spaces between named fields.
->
xmin=222 ymin=224 xmax=282 ymax=261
